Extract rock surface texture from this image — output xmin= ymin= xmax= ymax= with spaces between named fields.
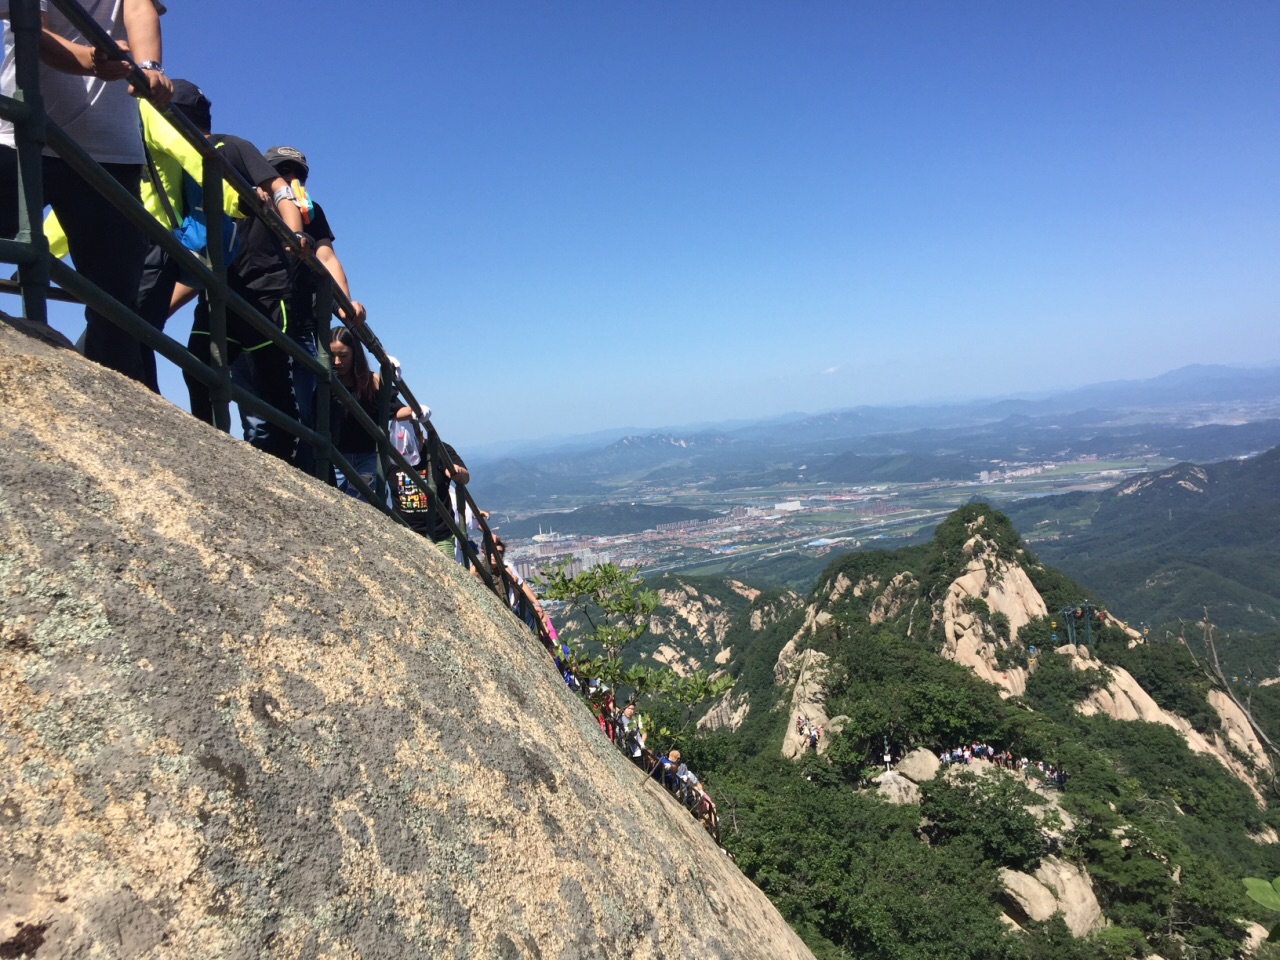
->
xmin=999 ymin=857 xmax=1104 ymax=936
xmin=0 ymin=318 xmax=815 ymax=959
xmin=1060 ymin=645 xmax=1270 ymax=805
xmin=938 ymin=531 xmax=1046 ymax=698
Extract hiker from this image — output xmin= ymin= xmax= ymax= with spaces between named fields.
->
xmin=233 ymin=143 xmax=367 ymax=474
xmin=182 ymin=91 xmax=312 ymax=461
xmin=41 ymin=80 xmax=244 ymax=392
xmin=2 ymin=0 xmax=172 ymax=383
xmin=327 ymin=325 xmax=413 ymax=501
xmin=390 ymin=417 xmax=468 ymax=554
xmin=618 ymin=703 xmax=645 ymax=766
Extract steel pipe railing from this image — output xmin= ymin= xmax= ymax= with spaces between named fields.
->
xmin=2 ymin=0 xmax=507 ymax=601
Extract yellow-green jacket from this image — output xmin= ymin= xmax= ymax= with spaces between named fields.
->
xmin=44 ymin=100 xmax=243 ymax=258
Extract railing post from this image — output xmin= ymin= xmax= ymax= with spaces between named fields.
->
xmin=312 ymin=287 xmax=333 ymax=482
xmin=375 ymin=360 xmax=392 ymax=505
xmin=200 ymin=157 xmax=231 ymax=432
xmin=10 ymin=0 xmax=48 ymax=326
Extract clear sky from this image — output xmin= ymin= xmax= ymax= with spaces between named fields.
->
xmin=35 ymin=1 xmax=1280 ymax=450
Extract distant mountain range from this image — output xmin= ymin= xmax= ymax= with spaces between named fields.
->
xmin=467 ymin=364 xmax=1280 ymax=510
xmin=469 ymin=363 xmax=1280 ymax=461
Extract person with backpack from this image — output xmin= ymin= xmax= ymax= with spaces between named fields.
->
xmin=172 ymin=80 xmax=312 ymax=461
xmin=130 ymin=80 xmax=242 ymax=391
xmin=232 ymin=143 xmax=367 ymax=474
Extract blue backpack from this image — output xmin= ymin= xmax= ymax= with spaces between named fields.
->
xmin=173 ymin=165 xmax=240 ymax=265
xmin=144 ymin=144 xmax=241 ymax=266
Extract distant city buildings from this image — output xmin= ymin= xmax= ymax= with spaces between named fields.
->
xmin=981 ymin=464 xmax=1046 ymax=482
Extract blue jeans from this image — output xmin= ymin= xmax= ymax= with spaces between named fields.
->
xmin=335 ymin=451 xmax=381 ymax=503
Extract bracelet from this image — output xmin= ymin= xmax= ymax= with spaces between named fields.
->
xmin=137 ymin=60 xmax=163 ymax=73
xmin=272 ymin=184 xmax=296 ymax=204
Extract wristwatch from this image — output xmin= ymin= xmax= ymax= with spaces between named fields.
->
xmin=137 ymin=60 xmax=163 ymax=72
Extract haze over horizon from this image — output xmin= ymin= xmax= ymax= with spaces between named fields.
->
xmin=27 ymin=1 xmax=1280 ymax=448
xmin=468 ymin=359 xmax=1280 ymax=459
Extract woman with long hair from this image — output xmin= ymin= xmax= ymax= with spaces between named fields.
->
xmin=328 ymin=325 xmax=409 ymax=501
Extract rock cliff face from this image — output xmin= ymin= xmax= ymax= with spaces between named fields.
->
xmin=1060 ymin=645 xmax=1270 ymax=805
xmin=649 ymin=582 xmax=733 ymax=676
xmin=696 ymin=690 xmax=751 ymax=734
xmin=876 ymin=752 xmax=1103 ymax=936
xmin=938 ymin=528 xmax=1046 ymax=698
xmin=776 ymin=645 xmax=832 ymax=760
xmin=0 ymin=318 xmax=814 ymax=959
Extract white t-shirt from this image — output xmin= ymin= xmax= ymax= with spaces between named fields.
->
xmin=1 ymin=0 xmax=148 ymax=163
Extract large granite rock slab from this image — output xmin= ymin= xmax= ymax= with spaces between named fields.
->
xmin=0 ymin=316 xmax=814 ymax=959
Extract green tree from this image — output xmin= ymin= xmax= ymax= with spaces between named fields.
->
xmin=536 ymin=561 xmax=733 ymax=710
xmin=920 ymin=769 xmax=1053 ymax=872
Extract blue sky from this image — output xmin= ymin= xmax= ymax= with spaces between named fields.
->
xmin=35 ymin=1 xmax=1280 ymax=449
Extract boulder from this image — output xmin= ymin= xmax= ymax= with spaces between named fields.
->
xmin=872 ymin=771 xmax=921 ymax=806
xmin=896 ymin=748 xmax=941 ymax=784
xmin=999 ymin=856 xmax=1103 ymax=937
xmin=0 ymin=317 xmax=815 ymax=960
xmin=1034 ymin=856 xmax=1104 ymax=935
xmin=998 ymin=868 xmax=1059 ymax=924
xmin=1244 ymin=921 xmax=1269 ymax=955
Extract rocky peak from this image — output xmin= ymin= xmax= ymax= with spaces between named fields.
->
xmin=937 ymin=542 xmax=1048 ymax=697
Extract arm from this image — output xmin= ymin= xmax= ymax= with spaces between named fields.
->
xmin=258 ymin=176 xmax=313 ymax=259
xmin=37 ymin=16 xmax=131 ymax=78
xmin=264 ymin=176 xmax=305 ymax=233
xmin=121 ymin=0 xmax=171 ymax=104
xmin=315 ymin=241 xmax=367 ymax=325
xmin=449 ymin=462 xmax=470 ymax=486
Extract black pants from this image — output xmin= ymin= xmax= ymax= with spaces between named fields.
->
xmin=186 ymin=294 xmax=298 ymax=462
xmin=1 ymin=148 xmax=147 ymax=381
xmin=134 ymin=241 xmax=183 ymax=392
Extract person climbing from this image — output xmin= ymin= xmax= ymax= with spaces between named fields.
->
xmin=618 ymin=703 xmax=645 ymax=767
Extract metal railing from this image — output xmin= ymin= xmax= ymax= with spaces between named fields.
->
xmin=0 ymin=0 xmax=519 ymax=603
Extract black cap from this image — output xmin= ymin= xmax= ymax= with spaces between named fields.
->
xmin=264 ymin=145 xmax=309 ymax=179
xmin=169 ymin=79 xmax=211 ymax=131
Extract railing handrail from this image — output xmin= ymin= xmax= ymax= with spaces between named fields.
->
xmin=1 ymin=0 xmax=506 ymax=594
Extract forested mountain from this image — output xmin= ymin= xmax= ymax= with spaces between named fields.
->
xmin=1005 ymin=446 xmax=1280 ymax=646
xmin=621 ymin=506 xmax=1280 ymax=959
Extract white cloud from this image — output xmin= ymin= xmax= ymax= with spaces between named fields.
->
xmin=822 ymin=365 xmax=840 ymax=375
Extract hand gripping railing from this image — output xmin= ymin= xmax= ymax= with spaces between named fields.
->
xmin=0 ymin=0 xmax=507 ymax=596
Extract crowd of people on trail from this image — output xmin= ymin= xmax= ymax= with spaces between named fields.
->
xmin=546 ymin=658 xmax=724 ymax=844
xmin=938 ymin=742 xmax=1070 ymax=791
xmin=796 ymin=716 xmax=823 ymax=753
xmin=0 ymin=1 xmax=460 ymax=516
